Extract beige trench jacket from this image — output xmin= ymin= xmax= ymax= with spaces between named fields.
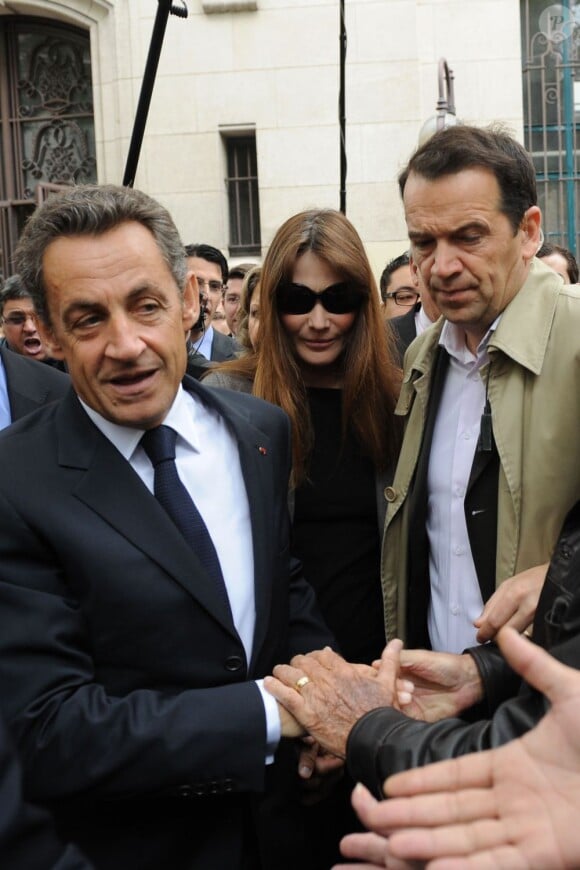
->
xmin=381 ymin=259 xmax=580 ymax=643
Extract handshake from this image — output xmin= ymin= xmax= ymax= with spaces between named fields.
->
xmin=264 ymin=641 xmax=484 ymax=764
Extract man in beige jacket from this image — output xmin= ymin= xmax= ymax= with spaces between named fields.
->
xmin=379 ymin=124 xmax=580 ymax=653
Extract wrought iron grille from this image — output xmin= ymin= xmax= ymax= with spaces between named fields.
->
xmin=522 ymin=0 xmax=580 ymax=254
xmin=0 ymin=17 xmax=96 ymax=281
xmin=225 ymin=135 xmax=261 ymax=257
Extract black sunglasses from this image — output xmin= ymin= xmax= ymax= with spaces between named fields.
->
xmin=276 ymin=281 xmax=363 ymax=315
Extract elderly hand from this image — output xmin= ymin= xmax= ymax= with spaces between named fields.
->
xmin=264 ymin=640 xmax=403 ymax=759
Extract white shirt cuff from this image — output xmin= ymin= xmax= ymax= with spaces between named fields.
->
xmin=255 ymin=679 xmax=281 ymax=765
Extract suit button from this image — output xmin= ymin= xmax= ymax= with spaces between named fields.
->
xmin=209 ymin=780 xmax=221 ymax=795
xmin=178 ymin=784 xmax=193 ymax=798
xmin=384 ymin=486 xmax=396 ymax=502
xmin=225 ymin=655 xmax=243 ymax=672
xmin=223 ymin=779 xmax=235 ymax=793
xmin=193 ymin=783 xmax=207 ymax=796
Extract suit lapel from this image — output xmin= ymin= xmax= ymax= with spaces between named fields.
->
xmin=55 ymin=392 xmax=239 ymax=639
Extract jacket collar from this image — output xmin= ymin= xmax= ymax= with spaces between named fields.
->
xmin=405 ymin=258 xmax=566 ymax=382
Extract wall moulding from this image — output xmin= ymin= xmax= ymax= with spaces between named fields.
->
xmin=202 ymin=1 xmax=257 ymax=13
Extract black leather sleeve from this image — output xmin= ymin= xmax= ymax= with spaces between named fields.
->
xmin=347 ymin=501 xmax=580 ymax=797
xmin=346 ymin=680 xmax=548 ymax=798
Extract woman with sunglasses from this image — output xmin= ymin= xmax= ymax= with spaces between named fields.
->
xmin=204 ymin=209 xmax=401 ymax=865
xmin=206 ymin=208 xmax=400 ymax=655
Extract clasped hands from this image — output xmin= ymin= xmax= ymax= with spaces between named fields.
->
xmin=264 ymin=640 xmax=484 ymax=772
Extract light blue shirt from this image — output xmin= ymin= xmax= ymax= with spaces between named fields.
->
xmin=0 ymin=357 xmax=12 ymax=430
xmin=194 ymin=324 xmax=214 ymax=361
xmin=81 ymin=386 xmax=281 ymax=760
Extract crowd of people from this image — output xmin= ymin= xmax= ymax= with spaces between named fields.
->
xmin=1 ymin=123 xmax=580 ymax=870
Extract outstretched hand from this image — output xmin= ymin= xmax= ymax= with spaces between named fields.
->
xmin=396 ymin=648 xmax=483 ymax=722
xmin=339 ymin=627 xmax=580 ymax=869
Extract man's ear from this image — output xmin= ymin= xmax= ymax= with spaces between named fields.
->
xmin=182 ymin=272 xmax=200 ymax=331
xmin=521 ymin=206 xmax=542 ymax=261
xmin=409 ymin=256 xmax=420 ymax=288
xmin=37 ymin=320 xmax=65 ymax=360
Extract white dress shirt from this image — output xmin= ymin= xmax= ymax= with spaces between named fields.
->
xmin=415 ymin=305 xmax=434 ymax=337
xmin=426 ymin=318 xmax=500 ymax=653
xmin=81 ymin=386 xmax=281 ymax=757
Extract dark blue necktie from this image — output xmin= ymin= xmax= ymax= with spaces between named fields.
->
xmin=141 ymin=425 xmax=230 ymax=608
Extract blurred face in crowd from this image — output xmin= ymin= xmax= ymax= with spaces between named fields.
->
xmin=187 ymin=256 xmax=223 ymax=326
xmin=1 ymin=296 xmax=49 ymax=360
xmin=539 ymin=252 xmax=573 ymax=284
xmin=383 ymin=264 xmax=419 ymax=319
xmin=279 ymin=250 xmax=358 ymax=387
xmin=248 ymin=287 xmax=260 ymax=351
xmin=223 ymin=277 xmax=243 ymax=335
xmin=405 ymin=167 xmax=541 ymax=353
xmin=41 ymin=222 xmax=196 ymax=429
xmin=211 ymin=303 xmax=230 ymax=335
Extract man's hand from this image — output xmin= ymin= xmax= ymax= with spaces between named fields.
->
xmin=278 ymin=702 xmax=305 ymax=739
xmin=397 ymin=649 xmax=483 ymax=722
xmin=339 ymin=627 xmax=580 ymax=869
xmin=474 ymin=562 xmax=548 ymax=643
xmin=264 ymin=641 xmax=404 ymax=758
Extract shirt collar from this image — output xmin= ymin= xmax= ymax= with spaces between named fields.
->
xmin=439 ymin=314 xmax=502 ymax=365
xmin=80 ymin=386 xmax=202 ymax=462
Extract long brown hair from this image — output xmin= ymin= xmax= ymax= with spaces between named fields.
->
xmin=210 ymin=209 xmax=401 ymax=483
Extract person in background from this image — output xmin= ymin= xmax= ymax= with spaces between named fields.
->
xmin=206 ymin=207 xmax=402 ymax=868
xmin=184 ymin=243 xmax=238 ymax=361
xmin=0 ymin=275 xmax=60 ymax=366
xmin=379 ymin=253 xmax=419 ymax=319
xmin=389 ymin=282 xmax=441 ymax=362
xmin=537 ymin=240 xmax=579 ymax=284
xmin=0 ymin=343 xmax=69 ymax=430
xmin=224 ymin=263 xmax=256 ymax=336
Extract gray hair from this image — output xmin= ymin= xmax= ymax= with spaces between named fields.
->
xmin=14 ymin=184 xmax=187 ymax=324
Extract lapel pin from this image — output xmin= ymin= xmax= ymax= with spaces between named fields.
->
xmin=257 ymin=446 xmax=267 ymax=455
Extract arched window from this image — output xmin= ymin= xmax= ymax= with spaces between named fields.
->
xmin=0 ymin=16 xmax=97 ymax=280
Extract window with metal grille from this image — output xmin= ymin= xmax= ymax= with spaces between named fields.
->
xmin=224 ymin=134 xmax=261 ymax=257
xmin=521 ymin=0 xmax=580 ymax=255
xmin=0 ymin=17 xmax=96 ymax=281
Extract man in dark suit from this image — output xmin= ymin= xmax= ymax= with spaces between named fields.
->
xmin=185 ymin=243 xmax=238 ymax=362
xmin=0 ymin=184 xmax=332 ymax=870
xmin=0 ymin=344 xmax=69 ymax=428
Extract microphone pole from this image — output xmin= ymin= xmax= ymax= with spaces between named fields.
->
xmin=123 ymin=0 xmax=188 ymax=188
xmin=339 ymin=0 xmax=347 ymax=214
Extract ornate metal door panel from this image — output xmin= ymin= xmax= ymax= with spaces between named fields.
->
xmin=0 ymin=17 xmax=96 ymax=280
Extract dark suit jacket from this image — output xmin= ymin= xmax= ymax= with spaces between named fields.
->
xmin=0 ymin=345 xmax=69 ymax=422
xmin=405 ymin=348 xmax=499 ymax=648
xmin=0 ymin=377 xmax=333 ymax=870
xmin=0 ymin=710 xmax=93 ymax=870
xmin=388 ymin=305 xmax=419 ymax=366
xmin=210 ymin=329 xmax=238 ymax=362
